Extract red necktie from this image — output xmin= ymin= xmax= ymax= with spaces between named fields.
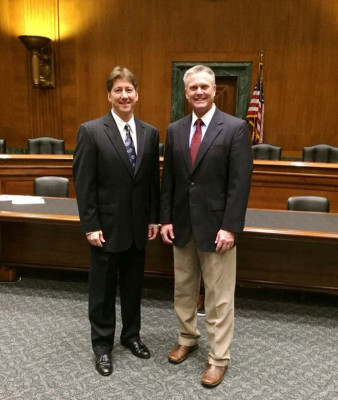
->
xmin=190 ymin=118 xmax=203 ymax=165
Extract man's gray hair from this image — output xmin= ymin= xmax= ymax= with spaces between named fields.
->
xmin=183 ymin=65 xmax=216 ymax=88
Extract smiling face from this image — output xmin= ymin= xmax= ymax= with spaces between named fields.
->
xmin=185 ymin=71 xmax=216 ymax=117
xmin=107 ymin=77 xmax=139 ymax=121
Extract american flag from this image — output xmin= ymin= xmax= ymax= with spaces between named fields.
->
xmin=246 ymin=63 xmax=264 ymax=144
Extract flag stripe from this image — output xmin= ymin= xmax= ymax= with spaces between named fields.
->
xmin=246 ymin=63 xmax=264 ymax=144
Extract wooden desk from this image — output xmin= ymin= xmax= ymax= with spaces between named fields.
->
xmin=0 ymin=199 xmax=337 ymax=294
xmin=0 ymin=155 xmax=76 ymax=197
xmin=249 ymin=160 xmax=338 ymax=212
xmin=237 ymin=209 xmax=338 ymax=294
xmin=1 ymin=156 xmax=338 ymax=211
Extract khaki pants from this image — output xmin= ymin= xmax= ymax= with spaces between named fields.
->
xmin=173 ymin=236 xmax=236 ymax=366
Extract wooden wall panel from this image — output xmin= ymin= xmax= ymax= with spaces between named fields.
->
xmin=0 ymin=0 xmax=337 ymax=157
xmin=0 ymin=0 xmax=30 ymax=149
xmin=24 ymin=0 xmax=63 ymax=140
xmin=0 ymin=0 xmax=62 ymax=150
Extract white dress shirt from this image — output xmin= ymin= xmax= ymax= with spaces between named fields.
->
xmin=189 ymin=103 xmax=216 ymax=146
xmin=111 ymin=110 xmax=137 ymax=154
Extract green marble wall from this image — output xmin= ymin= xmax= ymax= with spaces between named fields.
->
xmin=171 ymin=62 xmax=252 ymax=122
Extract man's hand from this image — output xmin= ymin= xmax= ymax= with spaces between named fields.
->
xmin=160 ymin=224 xmax=175 ymax=244
xmin=215 ymin=229 xmax=234 ymax=253
xmin=148 ymin=224 xmax=159 ymax=240
xmin=86 ymin=230 xmax=105 ymax=247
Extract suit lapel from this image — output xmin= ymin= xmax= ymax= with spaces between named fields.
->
xmin=192 ymin=109 xmax=223 ymax=172
xmin=103 ymin=112 xmax=134 ymax=176
xmin=179 ymin=115 xmax=193 ymax=173
xmin=134 ymin=118 xmax=146 ymax=175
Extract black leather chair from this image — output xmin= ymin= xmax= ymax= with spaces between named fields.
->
xmin=252 ymin=143 xmax=282 ymax=160
xmin=28 ymin=137 xmax=65 ymax=154
xmin=287 ymin=196 xmax=330 ymax=212
xmin=34 ymin=176 xmax=69 ymax=197
xmin=159 ymin=142 xmax=164 ymax=156
xmin=302 ymin=144 xmax=338 ymax=163
xmin=0 ymin=139 xmax=6 ymax=153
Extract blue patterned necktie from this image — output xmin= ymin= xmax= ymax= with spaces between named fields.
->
xmin=124 ymin=124 xmax=137 ymax=170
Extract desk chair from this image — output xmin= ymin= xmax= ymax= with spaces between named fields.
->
xmin=34 ymin=176 xmax=69 ymax=198
xmin=302 ymin=144 xmax=338 ymax=163
xmin=287 ymin=196 xmax=330 ymax=212
xmin=28 ymin=137 xmax=65 ymax=154
xmin=0 ymin=139 xmax=7 ymax=153
xmin=252 ymin=143 xmax=282 ymax=160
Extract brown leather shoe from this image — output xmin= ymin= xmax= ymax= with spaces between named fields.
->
xmin=197 ymin=294 xmax=206 ymax=317
xmin=168 ymin=344 xmax=199 ymax=364
xmin=201 ymin=364 xmax=227 ymax=388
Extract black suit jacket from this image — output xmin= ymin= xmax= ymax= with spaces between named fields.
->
xmin=73 ymin=112 xmax=160 ymax=252
xmin=160 ymin=108 xmax=252 ymax=252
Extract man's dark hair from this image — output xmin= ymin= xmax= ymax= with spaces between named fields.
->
xmin=106 ymin=66 xmax=138 ymax=92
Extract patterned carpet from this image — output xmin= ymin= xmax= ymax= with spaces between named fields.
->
xmin=0 ymin=271 xmax=337 ymax=400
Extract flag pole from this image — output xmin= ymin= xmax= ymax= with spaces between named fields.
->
xmin=246 ymin=50 xmax=265 ymax=144
xmin=260 ymin=49 xmax=264 ymax=63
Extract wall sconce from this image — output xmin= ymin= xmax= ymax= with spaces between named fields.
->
xmin=18 ymin=35 xmax=55 ymax=89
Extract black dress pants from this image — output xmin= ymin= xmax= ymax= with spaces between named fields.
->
xmin=89 ymin=244 xmax=145 ymax=355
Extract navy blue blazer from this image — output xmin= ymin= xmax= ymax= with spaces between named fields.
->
xmin=160 ymin=108 xmax=253 ymax=252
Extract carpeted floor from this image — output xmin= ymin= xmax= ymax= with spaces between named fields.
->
xmin=0 ymin=271 xmax=337 ymax=400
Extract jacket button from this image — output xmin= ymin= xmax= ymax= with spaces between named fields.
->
xmin=190 ymin=181 xmax=195 ymax=186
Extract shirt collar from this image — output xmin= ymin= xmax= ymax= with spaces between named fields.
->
xmin=111 ymin=109 xmax=135 ymax=133
xmin=191 ymin=103 xmax=216 ymax=128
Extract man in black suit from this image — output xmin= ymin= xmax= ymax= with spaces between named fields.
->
xmin=73 ymin=66 xmax=160 ymax=376
xmin=160 ymin=65 xmax=252 ymax=388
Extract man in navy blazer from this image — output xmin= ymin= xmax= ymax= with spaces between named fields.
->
xmin=73 ymin=67 xmax=160 ymax=376
xmin=160 ymin=65 xmax=252 ymax=388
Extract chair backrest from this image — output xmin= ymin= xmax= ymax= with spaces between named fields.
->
xmin=28 ymin=136 xmax=65 ymax=154
xmin=252 ymin=144 xmax=282 ymax=160
xmin=287 ymin=196 xmax=330 ymax=212
xmin=0 ymin=139 xmax=6 ymax=154
xmin=302 ymin=144 xmax=338 ymax=163
xmin=34 ymin=176 xmax=69 ymax=198
xmin=159 ymin=142 xmax=164 ymax=156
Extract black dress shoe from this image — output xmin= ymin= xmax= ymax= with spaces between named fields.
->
xmin=122 ymin=340 xmax=151 ymax=359
xmin=95 ymin=354 xmax=113 ymax=376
